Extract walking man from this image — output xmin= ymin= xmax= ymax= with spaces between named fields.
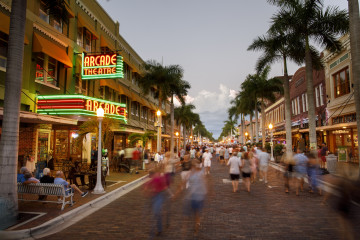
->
xmin=202 ymin=148 xmax=212 ymax=175
xmin=257 ymin=147 xmax=270 ymax=184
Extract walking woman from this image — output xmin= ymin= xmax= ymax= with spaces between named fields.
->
xmin=227 ymin=152 xmax=242 ymax=192
xmin=241 ymin=152 xmax=252 ymax=192
xmin=224 ymin=146 xmax=230 ymax=165
xmin=249 ymin=147 xmax=258 ymax=183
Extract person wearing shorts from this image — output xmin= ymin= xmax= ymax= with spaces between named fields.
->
xmin=219 ymin=147 xmax=225 ymax=163
xmin=294 ymin=149 xmax=309 ymax=196
xmin=202 ymin=149 xmax=212 ymax=175
xmin=241 ymin=152 xmax=252 ymax=192
xmin=227 ymin=152 xmax=242 ymax=192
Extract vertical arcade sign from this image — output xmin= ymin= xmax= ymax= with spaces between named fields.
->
xmin=81 ymin=53 xmax=124 ymax=80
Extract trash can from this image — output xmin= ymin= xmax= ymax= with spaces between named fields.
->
xmin=326 ymin=154 xmax=337 ymax=174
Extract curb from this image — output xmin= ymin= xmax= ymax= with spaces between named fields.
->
xmin=0 ymin=174 xmax=149 ymax=240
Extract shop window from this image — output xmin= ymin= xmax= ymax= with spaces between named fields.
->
xmin=35 ymin=53 xmax=58 ymax=87
xmin=141 ymin=107 xmax=147 ymax=119
xmin=0 ymin=31 xmax=8 ymax=72
xmin=55 ymin=130 xmax=69 ymax=161
xmin=333 ymin=67 xmax=350 ymax=98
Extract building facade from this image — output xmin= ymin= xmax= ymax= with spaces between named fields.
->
xmin=0 ymin=0 xmax=173 ymax=170
xmin=322 ymin=34 xmax=358 ymax=162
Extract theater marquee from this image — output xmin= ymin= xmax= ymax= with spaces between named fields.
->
xmin=81 ymin=53 xmax=124 ymax=80
xmin=37 ymin=95 xmax=127 ymax=122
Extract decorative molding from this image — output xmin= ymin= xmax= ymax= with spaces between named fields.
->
xmin=75 ymin=0 xmax=143 ymax=69
xmin=33 ymin=22 xmax=68 ymax=48
xmin=0 ymin=1 xmax=11 ymax=12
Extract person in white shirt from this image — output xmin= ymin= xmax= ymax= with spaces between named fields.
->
xmin=202 ymin=148 xmax=212 ymax=175
xmin=257 ymin=147 xmax=270 ymax=183
xmin=227 ymin=152 xmax=242 ymax=192
xmin=154 ymin=152 xmax=161 ymax=164
xmin=190 ymin=147 xmax=196 ymax=159
xmin=228 ymin=147 xmax=233 ymax=155
xmin=215 ymin=146 xmax=221 ymax=161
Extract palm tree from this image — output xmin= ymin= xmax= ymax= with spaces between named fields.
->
xmin=247 ymin=31 xmax=321 ymax=154
xmin=348 ymin=0 xmax=360 ymax=171
xmin=137 ymin=61 xmax=189 ymax=155
xmin=268 ymin=0 xmax=348 ymax=151
xmin=244 ymin=67 xmax=283 ymax=148
xmin=128 ymin=131 xmax=156 ymax=149
xmin=76 ymin=118 xmax=117 ymax=152
xmin=174 ymin=104 xmax=200 ymax=147
xmin=0 ymin=0 xmax=69 ymax=229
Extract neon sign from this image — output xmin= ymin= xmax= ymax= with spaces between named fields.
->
xmin=81 ymin=53 xmax=124 ymax=80
xmin=37 ymin=95 xmax=127 ymax=122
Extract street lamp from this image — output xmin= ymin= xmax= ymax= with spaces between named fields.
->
xmin=156 ymin=110 xmax=161 ymax=153
xmin=245 ymin=132 xmax=248 ymax=142
xmin=175 ymin=132 xmax=179 ymax=155
xmin=268 ymin=123 xmax=274 ymax=162
xmin=93 ymin=107 xmax=105 ymax=194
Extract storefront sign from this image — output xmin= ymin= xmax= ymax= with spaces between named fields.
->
xmin=81 ymin=53 xmax=124 ymax=80
xmin=37 ymin=95 xmax=127 ymax=122
xmin=332 ymin=130 xmax=350 ymax=134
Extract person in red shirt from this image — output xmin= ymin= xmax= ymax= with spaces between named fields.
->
xmin=144 ymin=168 xmax=167 ymax=236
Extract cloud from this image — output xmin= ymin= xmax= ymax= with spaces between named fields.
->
xmin=173 ymin=84 xmax=237 ymax=139
xmin=192 ymin=84 xmax=237 ymax=138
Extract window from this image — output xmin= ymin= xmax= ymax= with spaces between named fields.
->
xmin=319 ymin=83 xmax=324 ymax=106
xmin=302 ymin=94 xmax=306 ymax=113
xmin=297 ymin=97 xmax=300 ymax=115
xmin=39 ymin=1 xmax=49 ymax=23
xmin=0 ymin=31 xmax=8 ymax=72
xmin=315 ymin=86 xmax=319 ymax=107
xmin=35 ymin=53 xmax=58 ymax=87
xmin=141 ymin=107 xmax=147 ymax=119
xmin=305 ymin=93 xmax=308 ymax=111
xmin=77 ymin=28 xmax=94 ymax=52
xmin=131 ymin=102 xmax=139 ymax=116
xmin=333 ymin=67 xmax=351 ymax=98
xmin=292 ymin=100 xmax=295 ymax=116
xmin=39 ymin=1 xmax=65 ymax=33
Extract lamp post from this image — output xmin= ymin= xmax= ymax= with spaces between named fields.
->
xmin=175 ymin=132 xmax=179 ymax=156
xmin=268 ymin=123 xmax=274 ymax=162
xmin=93 ymin=107 xmax=105 ymax=194
xmin=156 ymin=110 xmax=161 ymax=153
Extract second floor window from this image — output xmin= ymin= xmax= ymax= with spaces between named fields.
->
xmin=35 ymin=52 xmax=58 ymax=87
xmin=0 ymin=31 xmax=8 ymax=72
xmin=77 ymin=28 xmax=95 ymax=52
xmin=333 ymin=67 xmax=350 ymax=98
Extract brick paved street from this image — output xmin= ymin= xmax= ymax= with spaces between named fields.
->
xmin=44 ymin=157 xmax=360 ymax=240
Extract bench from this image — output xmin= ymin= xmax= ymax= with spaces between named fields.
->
xmin=17 ymin=182 xmax=74 ymax=210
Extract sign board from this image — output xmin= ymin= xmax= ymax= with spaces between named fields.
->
xmin=37 ymin=95 xmax=127 ymax=122
xmin=81 ymin=53 xmax=124 ymax=80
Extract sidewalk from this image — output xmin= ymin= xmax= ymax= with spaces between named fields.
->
xmin=37 ymin=156 xmax=360 ymax=240
xmin=0 ymin=169 xmax=149 ymax=239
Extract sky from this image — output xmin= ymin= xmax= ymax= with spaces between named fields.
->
xmin=97 ymin=0 xmax=349 ymax=138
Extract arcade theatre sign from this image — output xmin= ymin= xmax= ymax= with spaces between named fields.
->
xmin=37 ymin=95 xmax=127 ymax=122
xmin=81 ymin=53 xmax=124 ymax=80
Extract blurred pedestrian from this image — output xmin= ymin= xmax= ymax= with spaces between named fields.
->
xmin=241 ymin=152 xmax=252 ymax=192
xmin=227 ymin=152 xmax=242 ymax=192
xmin=174 ymin=159 xmax=208 ymax=236
xmin=320 ymin=142 xmax=328 ymax=169
xmin=202 ymin=148 xmax=212 ymax=175
xmin=294 ymin=149 xmax=308 ymax=196
xmin=282 ymin=149 xmax=295 ymax=194
xmin=307 ymin=152 xmax=321 ymax=195
xmin=249 ymin=147 xmax=258 ymax=183
xmin=144 ymin=167 xmax=167 ymax=237
xmin=257 ymin=147 xmax=270 ymax=184
xmin=224 ymin=146 xmax=230 ymax=165
xmin=219 ymin=146 xmax=225 ymax=164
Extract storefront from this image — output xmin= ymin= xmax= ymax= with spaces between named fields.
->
xmin=35 ymin=94 xmax=127 ymax=167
